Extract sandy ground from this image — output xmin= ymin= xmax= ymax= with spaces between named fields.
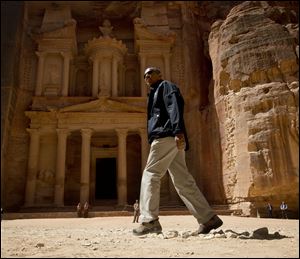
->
xmin=1 ymin=215 xmax=299 ymax=258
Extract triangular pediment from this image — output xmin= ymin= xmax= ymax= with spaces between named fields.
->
xmin=133 ymin=17 xmax=176 ymax=43
xmin=58 ymin=97 xmax=146 ymax=113
xmin=39 ymin=22 xmax=76 ymax=39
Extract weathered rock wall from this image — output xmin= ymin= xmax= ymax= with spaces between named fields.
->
xmin=191 ymin=1 xmax=241 ymax=205
xmin=1 ymin=1 xmax=30 ymax=209
xmin=208 ymin=1 xmax=298 ymax=216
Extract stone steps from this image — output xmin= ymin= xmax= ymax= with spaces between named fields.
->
xmin=2 ymin=204 xmax=242 ymax=220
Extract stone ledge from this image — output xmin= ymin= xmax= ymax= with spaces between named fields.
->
xmin=2 ymin=208 xmax=240 ymax=220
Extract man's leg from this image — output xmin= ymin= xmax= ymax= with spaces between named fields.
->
xmin=168 ymin=148 xmax=215 ymax=224
xmin=138 ymin=137 xmax=178 ymax=223
xmin=168 ymin=147 xmax=223 ymax=234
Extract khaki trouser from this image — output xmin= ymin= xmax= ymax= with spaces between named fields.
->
xmin=139 ymin=137 xmax=215 ymax=224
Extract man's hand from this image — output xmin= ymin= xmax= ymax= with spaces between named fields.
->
xmin=175 ymin=133 xmax=186 ymax=150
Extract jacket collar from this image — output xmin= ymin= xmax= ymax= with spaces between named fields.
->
xmin=150 ymin=80 xmax=163 ymax=90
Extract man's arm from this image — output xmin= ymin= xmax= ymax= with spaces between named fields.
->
xmin=162 ymin=83 xmax=186 ymax=150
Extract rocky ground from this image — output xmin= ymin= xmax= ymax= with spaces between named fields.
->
xmin=1 ymin=215 xmax=299 ymax=258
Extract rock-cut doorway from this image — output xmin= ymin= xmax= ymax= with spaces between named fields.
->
xmin=95 ymin=158 xmax=117 ymax=203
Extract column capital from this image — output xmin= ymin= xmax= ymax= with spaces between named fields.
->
xmin=163 ymin=53 xmax=172 ymax=58
xmin=35 ymin=51 xmax=46 ymax=58
xmin=138 ymin=52 xmax=147 ymax=59
xmin=56 ymin=128 xmax=70 ymax=136
xmin=90 ymin=53 xmax=100 ymax=62
xmin=60 ymin=51 xmax=72 ymax=59
xmin=89 ymin=56 xmax=94 ymax=62
xmin=138 ymin=128 xmax=147 ymax=135
xmin=112 ymin=53 xmax=122 ymax=62
xmin=26 ymin=128 xmax=40 ymax=135
xmin=81 ymin=128 xmax=93 ymax=137
xmin=139 ymin=52 xmax=147 ymax=58
xmin=115 ymin=128 xmax=128 ymax=137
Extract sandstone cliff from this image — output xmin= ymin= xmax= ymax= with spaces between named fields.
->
xmin=207 ymin=1 xmax=298 ymax=216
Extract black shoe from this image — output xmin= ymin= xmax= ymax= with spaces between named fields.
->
xmin=133 ymin=219 xmax=162 ymax=236
xmin=197 ymin=215 xmax=223 ymax=234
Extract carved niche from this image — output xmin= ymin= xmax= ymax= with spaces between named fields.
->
xmin=32 ymin=6 xmax=77 ymax=97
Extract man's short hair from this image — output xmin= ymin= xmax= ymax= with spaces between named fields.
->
xmin=144 ymin=67 xmax=161 ymax=78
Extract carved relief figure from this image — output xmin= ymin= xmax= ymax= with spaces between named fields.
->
xmin=42 ymin=55 xmax=63 ymax=95
xmin=47 ymin=64 xmax=60 ymax=84
xmin=99 ymin=19 xmax=113 ymax=38
xmin=44 ymin=55 xmax=63 ymax=86
xmin=99 ymin=59 xmax=111 ymax=96
xmin=38 ymin=169 xmax=54 ymax=184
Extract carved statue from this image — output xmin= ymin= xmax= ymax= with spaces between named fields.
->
xmin=47 ymin=64 xmax=60 ymax=84
xmin=99 ymin=19 xmax=113 ymax=38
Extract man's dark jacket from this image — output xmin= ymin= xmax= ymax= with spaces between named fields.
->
xmin=147 ymin=79 xmax=189 ymax=151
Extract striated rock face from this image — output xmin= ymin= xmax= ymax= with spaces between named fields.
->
xmin=208 ymin=1 xmax=298 ymax=216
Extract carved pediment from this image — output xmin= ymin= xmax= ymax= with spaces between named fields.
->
xmin=58 ymin=97 xmax=146 ymax=113
xmin=133 ymin=17 xmax=176 ymax=43
xmin=33 ymin=20 xmax=77 ymax=41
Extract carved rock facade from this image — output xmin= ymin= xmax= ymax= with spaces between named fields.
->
xmin=1 ymin=1 xmax=298 ymax=217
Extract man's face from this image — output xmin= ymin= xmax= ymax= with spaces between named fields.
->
xmin=144 ymin=71 xmax=161 ymax=87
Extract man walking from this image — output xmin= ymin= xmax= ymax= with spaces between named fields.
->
xmin=133 ymin=67 xmax=223 ymax=236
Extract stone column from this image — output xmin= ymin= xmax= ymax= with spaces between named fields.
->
xmin=92 ymin=57 xmax=99 ymax=97
xmin=164 ymin=53 xmax=171 ymax=81
xmin=116 ymin=128 xmax=128 ymax=205
xmin=61 ymin=52 xmax=71 ymax=96
xmin=138 ymin=128 xmax=149 ymax=173
xmin=112 ymin=56 xmax=118 ymax=97
xmin=119 ymin=64 xmax=126 ymax=96
xmin=35 ymin=51 xmax=46 ymax=96
xmin=24 ymin=128 xmax=40 ymax=206
xmin=80 ymin=128 xmax=93 ymax=204
xmin=139 ymin=53 xmax=147 ymax=97
xmin=54 ymin=128 xmax=70 ymax=206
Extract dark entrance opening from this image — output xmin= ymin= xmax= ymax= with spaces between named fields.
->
xmin=95 ymin=158 xmax=117 ymax=200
